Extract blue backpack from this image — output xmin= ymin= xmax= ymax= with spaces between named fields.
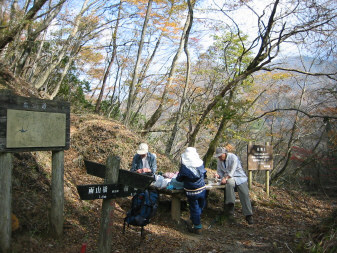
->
xmin=124 ymin=190 xmax=158 ymax=228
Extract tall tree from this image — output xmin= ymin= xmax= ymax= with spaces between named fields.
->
xmin=124 ymin=0 xmax=154 ymax=126
xmin=165 ymin=0 xmax=195 ymax=154
xmin=0 ymin=0 xmax=50 ymax=51
xmin=143 ymin=0 xmax=192 ymax=133
xmin=188 ymin=0 xmax=337 ymax=146
xmin=95 ymin=0 xmax=123 ymax=112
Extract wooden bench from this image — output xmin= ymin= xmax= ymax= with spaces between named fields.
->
xmin=153 ymin=183 xmax=226 ymax=221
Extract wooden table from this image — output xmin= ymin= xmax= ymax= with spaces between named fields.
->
xmin=154 ymin=183 xmax=226 ymax=221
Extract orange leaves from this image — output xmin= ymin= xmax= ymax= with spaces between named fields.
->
xmin=79 ymin=47 xmax=104 ymax=64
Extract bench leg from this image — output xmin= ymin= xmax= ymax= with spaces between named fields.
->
xmin=171 ymin=194 xmax=181 ymax=221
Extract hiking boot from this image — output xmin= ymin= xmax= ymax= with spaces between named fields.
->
xmin=193 ymin=228 xmax=202 ymax=235
xmin=225 ymin=203 xmax=235 ymax=216
xmin=187 ymin=224 xmax=202 ymax=235
xmin=188 ymin=226 xmax=202 ymax=235
xmin=245 ymin=215 xmax=253 ymax=225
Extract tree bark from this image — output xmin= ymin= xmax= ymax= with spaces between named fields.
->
xmin=124 ymin=0 xmax=153 ymax=126
xmin=95 ymin=1 xmax=122 ymax=112
xmin=142 ymin=2 xmax=192 ymax=134
xmin=0 ymin=0 xmax=49 ymax=51
xmin=14 ymin=1 xmax=64 ymax=77
xmin=165 ymin=0 xmax=195 ymax=154
xmin=33 ymin=0 xmax=91 ymax=91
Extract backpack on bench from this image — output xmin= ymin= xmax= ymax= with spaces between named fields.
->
xmin=123 ymin=189 xmax=158 ymax=239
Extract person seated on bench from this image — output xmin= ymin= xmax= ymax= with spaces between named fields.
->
xmin=131 ymin=143 xmax=157 ymax=174
xmin=176 ymin=147 xmax=207 ymax=235
xmin=214 ymin=147 xmax=254 ymax=225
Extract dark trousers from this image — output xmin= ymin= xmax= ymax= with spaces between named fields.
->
xmin=187 ymin=190 xmax=206 ymax=226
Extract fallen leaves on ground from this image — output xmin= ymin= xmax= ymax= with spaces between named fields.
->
xmin=10 ymin=114 xmax=337 ymax=253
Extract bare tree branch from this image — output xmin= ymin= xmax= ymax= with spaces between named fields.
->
xmin=261 ymin=67 xmax=337 ymax=81
xmin=244 ymin=108 xmax=337 ymax=122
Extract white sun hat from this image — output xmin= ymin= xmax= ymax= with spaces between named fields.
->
xmin=137 ymin=143 xmax=148 ymax=155
xmin=181 ymin=147 xmax=203 ymax=167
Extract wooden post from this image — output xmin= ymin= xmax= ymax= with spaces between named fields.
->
xmin=50 ymin=150 xmax=64 ymax=238
xmin=248 ymin=170 xmax=253 ymax=189
xmin=248 ymin=141 xmax=253 ymax=189
xmin=265 ymin=142 xmax=270 ymax=197
xmin=171 ymin=194 xmax=181 ymax=222
xmin=0 ymin=153 xmax=13 ymax=253
xmin=266 ymin=170 xmax=270 ymax=197
xmin=98 ymin=155 xmax=120 ymax=253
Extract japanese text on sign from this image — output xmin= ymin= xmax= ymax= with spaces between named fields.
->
xmin=247 ymin=144 xmax=273 ymax=170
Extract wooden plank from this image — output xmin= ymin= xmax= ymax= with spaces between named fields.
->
xmin=118 ymin=169 xmax=154 ymax=189
xmin=171 ymin=194 xmax=181 ymax=222
xmin=50 ymin=151 xmax=64 ymax=238
xmin=98 ymin=155 xmax=120 ymax=253
xmin=77 ymin=184 xmax=138 ymax=200
xmin=84 ymin=160 xmax=106 ymax=178
xmin=0 ymin=153 xmax=12 ymax=253
xmin=0 ymin=92 xmax=70 ymax=152
xmin=84 ymin=160 xmax=155 ymax=189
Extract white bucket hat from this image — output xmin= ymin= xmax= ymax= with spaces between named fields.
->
xmin=181 ymin=147 xmax=203 ymax=167
xmin=137 ymin=143 xmax=148 ymax=155
xmin=213 ymin=147 xmax=227 ymax=158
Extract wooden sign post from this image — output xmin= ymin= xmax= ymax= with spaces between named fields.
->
xmin=247 ymin=142 xmax=273 ymax=196
xmin=83 ymin=159 xmax=155 ymax=189
xmin=77 ymin=158 xmax=155 ymax=253
xmin=0 ymin=153 xmax=12 ymax=253
xmin=98 ymin=155 xmax=120 ymax=253
xmin=0 ymin=92 xmax=70 ymax=252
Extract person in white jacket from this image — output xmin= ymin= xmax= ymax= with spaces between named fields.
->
xmin=214 ymin=147 xmax=253 ymax=225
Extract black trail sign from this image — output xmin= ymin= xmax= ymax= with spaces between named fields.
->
xmin=77 ymin=183 xmax=139 ymax=200
xmin=84 ymin=160 xmax=155 ymax=189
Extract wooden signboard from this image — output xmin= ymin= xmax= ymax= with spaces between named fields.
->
xmin=84 ymin=159 xmax=155 ymax=189
xmin=247 ymin=143 xmax=273 ymax=170
xmin=77 ymin=183 xmax=138 ymax=200
xmin=0 ymin=92 xmax=70 ymax=152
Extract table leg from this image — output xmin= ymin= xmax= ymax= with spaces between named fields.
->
xmin=171 ymin=194 xmax=181 ymax=221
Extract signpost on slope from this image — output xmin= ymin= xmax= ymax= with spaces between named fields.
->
xmin=247 ymin=142 xmax=273 ymax=196
xmin=83 ymin=159 xmax=155 ymax=189
xmin=78 ymin=158 xmax=155 ymax=253
xmin=0 ymin=92 xmax=70 ymax=252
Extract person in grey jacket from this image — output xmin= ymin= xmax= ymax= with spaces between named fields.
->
xmin=131 ymin=143 xmax=157 ymax=174
xmin=214 ymin=147 xmax=253 ymax=224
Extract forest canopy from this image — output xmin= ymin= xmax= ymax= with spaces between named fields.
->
xmin=0 ymin=0 xmax=336 ymax=191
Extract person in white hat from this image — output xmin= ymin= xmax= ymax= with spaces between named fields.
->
xmin=214 ymin=147 xmax=253 ymax=225
xmin=176 ymin=147 xmax=207 ymax=234
xmin=131 ymin=143 xmax=157 ymax=174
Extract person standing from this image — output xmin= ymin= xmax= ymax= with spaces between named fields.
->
xmin=214 ymin=147 xmax=254 ymax=225
xmin=131 ymin=143 xmax=157 ymax=174
xmin=176 ymin=147 xmax=207 ymax=234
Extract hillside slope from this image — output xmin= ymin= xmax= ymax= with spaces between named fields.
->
xmin=8 ymin=113 xmax=337 ymax=253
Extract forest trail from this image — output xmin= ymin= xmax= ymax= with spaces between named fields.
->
xmin=9 ymin=113 xmax=336 ymax=253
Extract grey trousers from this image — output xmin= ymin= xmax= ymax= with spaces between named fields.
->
xmin=225 ymin=178 xmax=253 ymax=216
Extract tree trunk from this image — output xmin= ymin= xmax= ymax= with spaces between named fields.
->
xmin=49 ymin=43 xmax=81 ymax=99
xmin=34 ymin=0 xmax=90 ymax=90
xmin=165 ymin=0 xmax=195 ymax=154
xmin=124 ymin=0 xmax=153 ymax=126
xmin=142 ymin=3 xmax=192 ymax=134
xmin=14 ymin=1 xmax=64 ymax=77
xmin=271 ymin=82 xmax=306 ymax=184
xmin=188 ymin=0 xmax=282 ymax=146
xmin=0 ymin=0 xmax=49 ymax=51
xmin=95 ymin=0 xmax=122 ymax=113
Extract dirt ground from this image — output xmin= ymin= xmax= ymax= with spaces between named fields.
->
xmin=9 ymin=114 xmax=337 ymax=253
